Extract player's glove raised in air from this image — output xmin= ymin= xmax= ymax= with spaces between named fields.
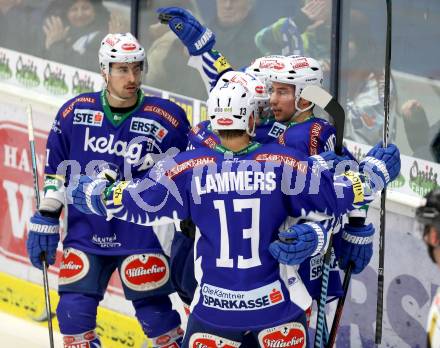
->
xmin=157 ymin=7 xmax=215 ymax=55
xmin=336 ymin=223 xmax=374 ymax=274
xmin=359 ymin=142 xmax=401 ymax=193
xmin=254 ymin=17 xmax=304 ymax=56
xmin=269 ymin=222 xmax=329 ymax=265
xmin=70 ymin=175 xmax=109 ymax=216
xmin=27 ymin=212 xmax=60 ymax=270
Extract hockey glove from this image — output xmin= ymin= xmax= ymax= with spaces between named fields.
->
xmin=337 ymin=223 xmax=374 ymax=274
xmin=310 ymin=149 xmax=355 ymax=176
xmin=254 ymin=17 xmax=304 ymax=56
xmin=269 ymin=222 xmax=329 ymax=265
xmin=359 ymin=142 xmax=401 ymax=193
xmin=26 ymin=212 xmax=60 ymax=270
xmin=71 ymin=175 xmax=108 ymax=216
xmin=157 ymin=7 xmax=215 ymax=55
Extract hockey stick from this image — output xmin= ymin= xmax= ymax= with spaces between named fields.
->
xmin=27 ymin=104 xmax=55 ymax=348
xmin=300 ymin=85 xmax=344 ymax=154
xmin=375 ymin=0 xmax=392 ymax=343
xmin=325 ymin=263 xmax=353 ymax=348
xmin=300 ymin=85 xmax=345 ymax=348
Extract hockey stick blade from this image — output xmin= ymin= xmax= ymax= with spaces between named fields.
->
xmin=300 ymin=86 xmax=345 ymax=155
xmin=158 ymin=13 xmax=174 ymax=24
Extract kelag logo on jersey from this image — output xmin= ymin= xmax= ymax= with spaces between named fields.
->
xmin=130 ymin=117 xmax=168 ymax=143
xmin=73 ymin=109 xmax=104 ymax=127
xmin=83 ymin=127 xmax=144 ymax=164
xmin=201 ymin=281 xmax=284 ymax=311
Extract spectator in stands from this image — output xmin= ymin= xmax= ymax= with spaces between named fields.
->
xmin=205 ymin=0 xmax=263 ymax=69
xmin=401 ymin=99 xmax=440 ymax=162
xmin=0 ymin=0 xmax=48 ymax=56
xmin=41 ymin=0 xmax=110 ymax=72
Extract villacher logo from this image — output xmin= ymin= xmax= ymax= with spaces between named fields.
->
xmin=59 ymin=248 xmax=90 ymax=285
xmin=121 ymin=254 xmax=169 ymax=291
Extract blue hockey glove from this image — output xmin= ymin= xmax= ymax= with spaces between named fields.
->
xmin=254 ymin=17 xmax=304 ymax=56
xmin=311 ymin=150 xmax=355 ymax=176
xmin=26 ymin=212 xmax=60 ymax=270
xmin=337 ymin=223 xmax=374 ymax=274
xmin=269 ymin=222 xmax=329 ymax=265
xmin=70 ymin=175 xmax=108 ymax=216
xmin=157 ymin=7 xmax=215 ymax=55
xmin=359 ymin=143 xmax=401 ymax=192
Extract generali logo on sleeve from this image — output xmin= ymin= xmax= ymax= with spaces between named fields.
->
xmin=120 ymin=253 xmax=169 ymax=291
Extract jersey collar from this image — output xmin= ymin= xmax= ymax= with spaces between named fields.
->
xmin=100 ymin=90 xmax=144 ymax=127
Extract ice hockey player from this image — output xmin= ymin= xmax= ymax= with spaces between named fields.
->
xmin=157 ymin=4 xmax=375 ymax=316
xmin=70 ymin=80 xmax=401 ymax=347
xmin=25 ymin=33 xmax=190 ymax=348
xmin=266 ymin=54 xmax=375 ymax=299
xmin=416 ymin=189 xmax=440 ymax=348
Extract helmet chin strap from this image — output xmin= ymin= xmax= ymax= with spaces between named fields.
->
xmin=103 ymin=73 xmax=139 ymax=102
xmin=293 ymin=97 xmax=314 ymax=118
xmin=106 ymin=89 xmax=132 ymax=102
xmin=246 ymin=112 xmax=256 ymax=137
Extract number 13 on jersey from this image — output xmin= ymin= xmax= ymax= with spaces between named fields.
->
xmin=214 ymin=198 xmax=262 ymax=269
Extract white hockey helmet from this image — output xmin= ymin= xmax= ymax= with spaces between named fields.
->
xmin=268 ymin=56 xmax=323 ymax=98
xmin=208 ymin=82 xmax=256 ymax=135
xmin=99 ymin=33 xmax=147 ymax=75
xmin=217 ymin=71 xmax=269 ymax=111
xmin=268 ymin=56 xmax=323 ymax=114
xmin=245 ymin=55 xmax=285 ymax=86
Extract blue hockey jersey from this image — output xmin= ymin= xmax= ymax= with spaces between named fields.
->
xmin=189 ymin=116 xmax=345 ymax=300
xmin=188 ymin=119 xmax=285 ymax=150
xmin=278 ymin=116 xmax=336 ymax=155
xmin=45 ymin=90 xmax=190 ymax=255
xmin=105 ymin=143 xmax=364 ymax=329
xmin=278 ymin=116 xmax=344 ymax=299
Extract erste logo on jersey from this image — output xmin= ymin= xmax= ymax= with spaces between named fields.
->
xmin=120 ymin=254 xmax=169 ymax=291
xmin=73 ymin=109 xmax=104 ymax=127
xmin=201 ymin=281 xmax=284 ymax=311
xmin=130 ymin=117 xmax=168 ymax=142
xmin=268 ymin=122 xmax=286 ymax=138
xmin=59 ymin=248 xmax=90 ymax=285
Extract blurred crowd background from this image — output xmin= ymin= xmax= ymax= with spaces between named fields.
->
xmin=0 ymin=0 xmax=439 ymax=162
